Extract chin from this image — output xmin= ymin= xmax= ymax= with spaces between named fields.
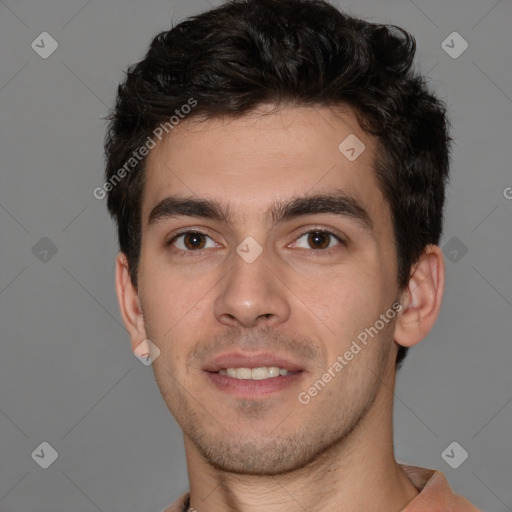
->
xmin=189 ymin=424 xmax=343 ymax=476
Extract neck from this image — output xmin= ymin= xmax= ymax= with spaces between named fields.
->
xmin=184 ymin=377 xmax=419 ymax=512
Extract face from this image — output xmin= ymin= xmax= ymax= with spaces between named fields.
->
xmin=135 ymin=105 xmax=401 ymax=475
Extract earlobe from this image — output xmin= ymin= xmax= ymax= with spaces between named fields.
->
xmin=115 ymin=252 xmax=147 ymax=352
xmin=394 ymin=244 xmax=445 ymax=348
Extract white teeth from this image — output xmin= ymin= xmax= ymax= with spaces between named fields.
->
xmin=237 ymin=368 xmax=253 ymax=380
xmin=217 ymin=366 xmax=290 ymax=380
xmin=267 ymin=367 xmax=280 ymax=377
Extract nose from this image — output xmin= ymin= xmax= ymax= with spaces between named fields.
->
xmin=214 ymin=245 xmax=291 ymax=328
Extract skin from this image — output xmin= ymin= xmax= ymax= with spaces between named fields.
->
xmin=116 ymin=104 xmax=445 ymax=512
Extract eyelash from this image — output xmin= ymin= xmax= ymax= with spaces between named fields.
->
xmin=166 ymin=228 xmax=346 ymax=255
xmin=166 ymin=229 xmax=218 ymax=256
xmin=292 ymin=228 xmax=345 ymax=256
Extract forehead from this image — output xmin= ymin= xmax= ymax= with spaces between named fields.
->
xmin=141 ymin=104 xmax=387 ymax=226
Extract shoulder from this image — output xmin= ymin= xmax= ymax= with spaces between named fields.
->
xmin=400 ymin=464 xmax=481 ymax=512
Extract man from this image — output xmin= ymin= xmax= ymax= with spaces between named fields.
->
xmin=104 ymin=0 xmax=481 ymax=510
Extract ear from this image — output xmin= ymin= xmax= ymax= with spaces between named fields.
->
xmin=115 ymin=252 xmax=147 ymax=352
xmin=394 ymin=244 xmax=445 ymax=348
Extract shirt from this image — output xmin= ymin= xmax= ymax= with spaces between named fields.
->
xmin=162 ymin=464 xmax=481 ymax=512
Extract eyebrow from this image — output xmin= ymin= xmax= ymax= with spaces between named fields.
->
xmin=147 ymin=192 xmax=374 ymax=233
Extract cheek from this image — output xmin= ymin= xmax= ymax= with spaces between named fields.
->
xmin=138 ymin=269 xmax=217 ymax=365
xmin=139 ymin=253 xmax=194 ymax=317
xmin=320 ymin=258 xmax=379 ymax=305
xmin=313 ymin=259 xmax=394 ymax=346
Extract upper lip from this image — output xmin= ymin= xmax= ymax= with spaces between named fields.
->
xmin=202 ymin=352 xmax=305 ymax=373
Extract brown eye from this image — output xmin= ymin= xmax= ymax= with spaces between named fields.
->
xmin=307 ymin=231 xmax=331 ymax=249
xmin=171 ymin=231 xmax=217 ymax=251
xmin=183 ymin=232 xmax=206 ymax=250
xmin=292 ymin=230 xmax=342 ymax=251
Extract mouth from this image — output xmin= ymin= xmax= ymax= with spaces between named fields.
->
xmin=217 ymin=366 xmax=299 ymax=380
xmin=203 ymin=352 xmax=305 ymax=397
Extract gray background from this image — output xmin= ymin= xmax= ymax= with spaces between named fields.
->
xmin=0 ymin=0 xmax=511 ymax=510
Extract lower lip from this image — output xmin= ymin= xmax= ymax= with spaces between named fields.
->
xmin=205 ymin=371 xmax=304 ymax=398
